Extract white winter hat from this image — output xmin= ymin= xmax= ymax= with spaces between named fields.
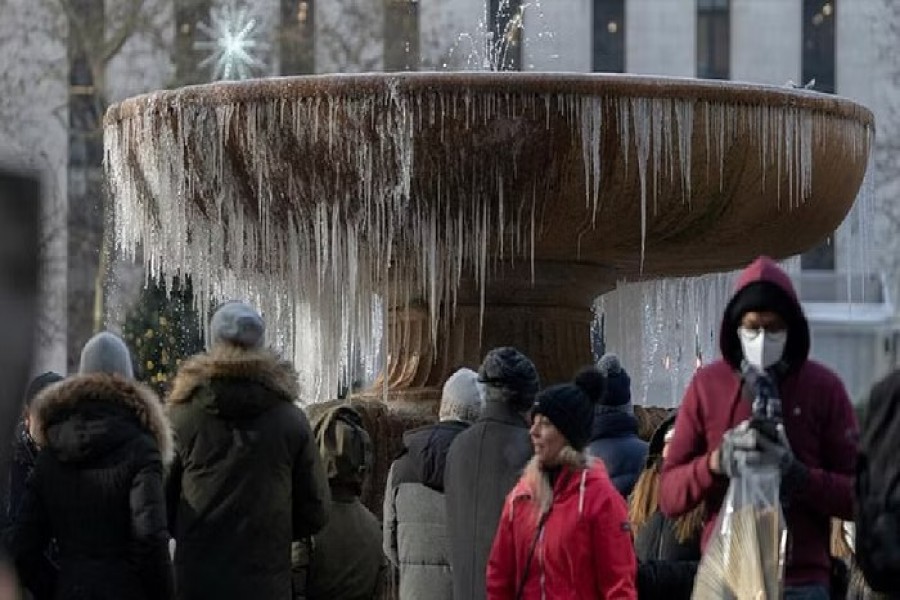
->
xmin=209 ymin=301 xmax=265 ymax=349
xmin=439 ymin=368 xmax=483 ymax=423
xmin=79 ymin=332 xmax=134 ymax=379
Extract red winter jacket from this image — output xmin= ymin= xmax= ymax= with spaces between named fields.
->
xmin=658 ymin=256 xmax=859 ymax=588
xmin=486 ymin=460 xmax=637 ymax=599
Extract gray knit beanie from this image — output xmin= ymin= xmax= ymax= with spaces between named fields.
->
xmin=439 ymin=368 xmax=483 ymax=423
xmin=209 ymin=301 xmax=265 ymax=349
xmin=79 ymin=332 xmax=134 ymax=379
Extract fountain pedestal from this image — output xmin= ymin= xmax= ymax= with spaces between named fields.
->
xmin=371 ymin=261 xmax=613 ymax=405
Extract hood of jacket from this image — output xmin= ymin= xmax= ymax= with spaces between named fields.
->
xmin=720 ymin=256 xmax=810 ymax=372
xmin=590 ymin=409 xmax=639 ymax=441
xmin=168 ymin=345 xmax=299 ymax=419
xmin=401 ymin=420 xmax=469 ymax=491
xmin=30 ymin=373 xmax=172 ymax=465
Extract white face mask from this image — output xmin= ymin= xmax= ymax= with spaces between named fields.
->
xmin=738 ymin=327 xmax=787 ymax=370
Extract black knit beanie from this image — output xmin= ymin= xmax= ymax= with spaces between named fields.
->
xmin=478 ymin=346 xmax=541 ymax=412
xmin=24 ymin=371 xmax=63 ymax=407
xmin=531 ymin=369 xmax=605 ymax=451
xmin=727 ymin=281 xmax=796 ymax=328
xmin=597 ymin=353 xmax=631 ymax=406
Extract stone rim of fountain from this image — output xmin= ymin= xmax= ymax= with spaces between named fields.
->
xmin=105 ymin=72 xmax=875 ymax=127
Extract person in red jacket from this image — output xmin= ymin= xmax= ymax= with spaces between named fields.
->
xmin=486 ymin=368 xmax=637 ymax=600
xmin=659 ymin=256 xmax=858 ymax=600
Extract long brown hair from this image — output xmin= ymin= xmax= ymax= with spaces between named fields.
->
xmin=629 ymin=457 xmax=704 ymax=544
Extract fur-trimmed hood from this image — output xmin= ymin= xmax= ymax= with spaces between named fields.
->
xmin=30 ymin=373 xmax=173 ymax=465
xmin=168 ymin=345 xmax=299 ymax=416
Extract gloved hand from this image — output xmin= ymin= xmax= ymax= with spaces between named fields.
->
xmin=754 ymin=424 xmax=809 ymax=492
xmin=715 ymin=421 xmax=760 ymax=478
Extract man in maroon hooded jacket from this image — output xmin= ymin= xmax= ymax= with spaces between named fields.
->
xmin=659 ymin=256 xmax=858 ymax=599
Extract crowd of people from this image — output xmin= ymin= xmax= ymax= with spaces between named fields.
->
xmin=2 ymin=255 xmax=898 ymax=599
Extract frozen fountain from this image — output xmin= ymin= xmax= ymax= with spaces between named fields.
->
xmin=104 ymin=73 xmax=873 ymax=406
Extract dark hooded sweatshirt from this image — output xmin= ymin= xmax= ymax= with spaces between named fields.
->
xmin=165 ymin=346 xmax=330 ymax=600
xmin=659 ymin=256 xmax=858 ymax=588
xmin=383 ymin=420 xmax=469 ymax=600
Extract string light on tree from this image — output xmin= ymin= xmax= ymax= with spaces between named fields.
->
xmin=194 ymin=0 xmax=269 ymax=81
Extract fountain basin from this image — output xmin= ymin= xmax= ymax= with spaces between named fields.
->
xmin=105 ymin=73 xmax=874 ymax=398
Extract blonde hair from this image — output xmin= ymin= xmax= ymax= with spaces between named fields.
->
xmin=629 ymin=458 xmax=704 ymax=545
xmin=521 ymin=446 xmax=589 ymax=521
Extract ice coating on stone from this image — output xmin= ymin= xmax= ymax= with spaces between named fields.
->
xmin=104 ymin=87 xmax=871 ymax=403
xmin=840 ymin=152 xmax=877 ymax=304
xmin=595 ymin=152 xmax=876 ymax=407
xmin=595 ymin=271 xmax=735 ymax=407
xmin=594 ymin=258 xmax=802 ymax=407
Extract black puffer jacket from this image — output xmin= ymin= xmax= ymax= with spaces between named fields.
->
xmin=165 ymin=346 xmax=330 ymax=600
xmin=8 ymin=422 xmax=38 ymax=523
xmin=6 ymin=422 xmax=58 ymax=600
xmin=634 ymin=413 xmax=699 ymax=600
xmin=8 ymin=374 xmax=174 ymax=600
xmin=634 ymin=511 xmax=700 ymax=600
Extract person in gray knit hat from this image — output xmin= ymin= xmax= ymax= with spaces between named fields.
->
xmin=384 ymin=368 xmax=484 ymax=600
xmin=444 ymin=347 xmax=539 ymax=600
xmin=79 ymin=331 xmax=135 ymax=378
xmin=207 ymin=301 xmax=265 ymax=350
xmin=9 ymin=332 xmax=173 ymax=600
xmin=166 ymin=301 xmax=330 ymax=600
xmin=587 ymin=354 xmax=648 ymax=498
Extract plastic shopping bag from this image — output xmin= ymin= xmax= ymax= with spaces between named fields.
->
xmin=692 ymin=464 xmax=786 ymax=600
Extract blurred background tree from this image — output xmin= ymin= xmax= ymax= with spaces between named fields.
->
xmin=122 ymin=275 xmax=204 ymax=394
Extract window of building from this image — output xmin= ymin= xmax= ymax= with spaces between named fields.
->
xmin=697 ymin=0 xmax=730 ymax=80
xmin=802 ymin=0 xmax=836 ymax=93
xmin=801 ymin=1 xmax=836 ymax=270
xmin=280 ymin=0 xmax=315 ymax=75
xmin=384 ymin=0 xmax=420 ymax=72
xmin=488 ymin=0 xmax=523 ymax=70
xmin=592 ymin=0 xmax=625 ymax=72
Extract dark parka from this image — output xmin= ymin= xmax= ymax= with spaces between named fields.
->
xmin=306 ymin=405 xmax=384 ymax=600
xmin=634 ymin=413 xmax=699 ymax=600
xmin=306 ymin=489 xmax=384 ymax=600
xmin=8 ymin=374 xmax=174 ymax=600
xmin=6 ymin=422 xmax=58 ymax=600
xmin=444 ymin=401 xmax=532 ymax=600
xmin=384 ymin=421 xmax=469 ymax=600
xmin=165 ymin=345 xmax=330 ymax=600
xmin=587 ymin=410 xmax=648 ymax=498
xmin=8 ymin=422 xmax=39 ymax=523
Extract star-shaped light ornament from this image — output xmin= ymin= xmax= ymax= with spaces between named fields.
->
xmin=194 ymin=1 xmax=269 ymax=81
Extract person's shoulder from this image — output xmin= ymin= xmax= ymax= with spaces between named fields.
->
xmin=693 ymin=359 xmax=734 ymax=380
xmin=447 ymin=419 xmax=482 ymax=447
xmin=126 ymin=430 xmax=166 ymax=466
xmin=796 ymin=360 xmax=851 ymax=399
xmin=681 ymin=359 xmax=737 ymax=397
xmin=582 ymin=463 xmax=629 ymax=509
xmin=799 ymin=359 xmax=843 ymax=384
xmin=584 ymin=460 xmax=614 ymax=484
xmin=268 ymin=401 xmax=313 ymax=437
